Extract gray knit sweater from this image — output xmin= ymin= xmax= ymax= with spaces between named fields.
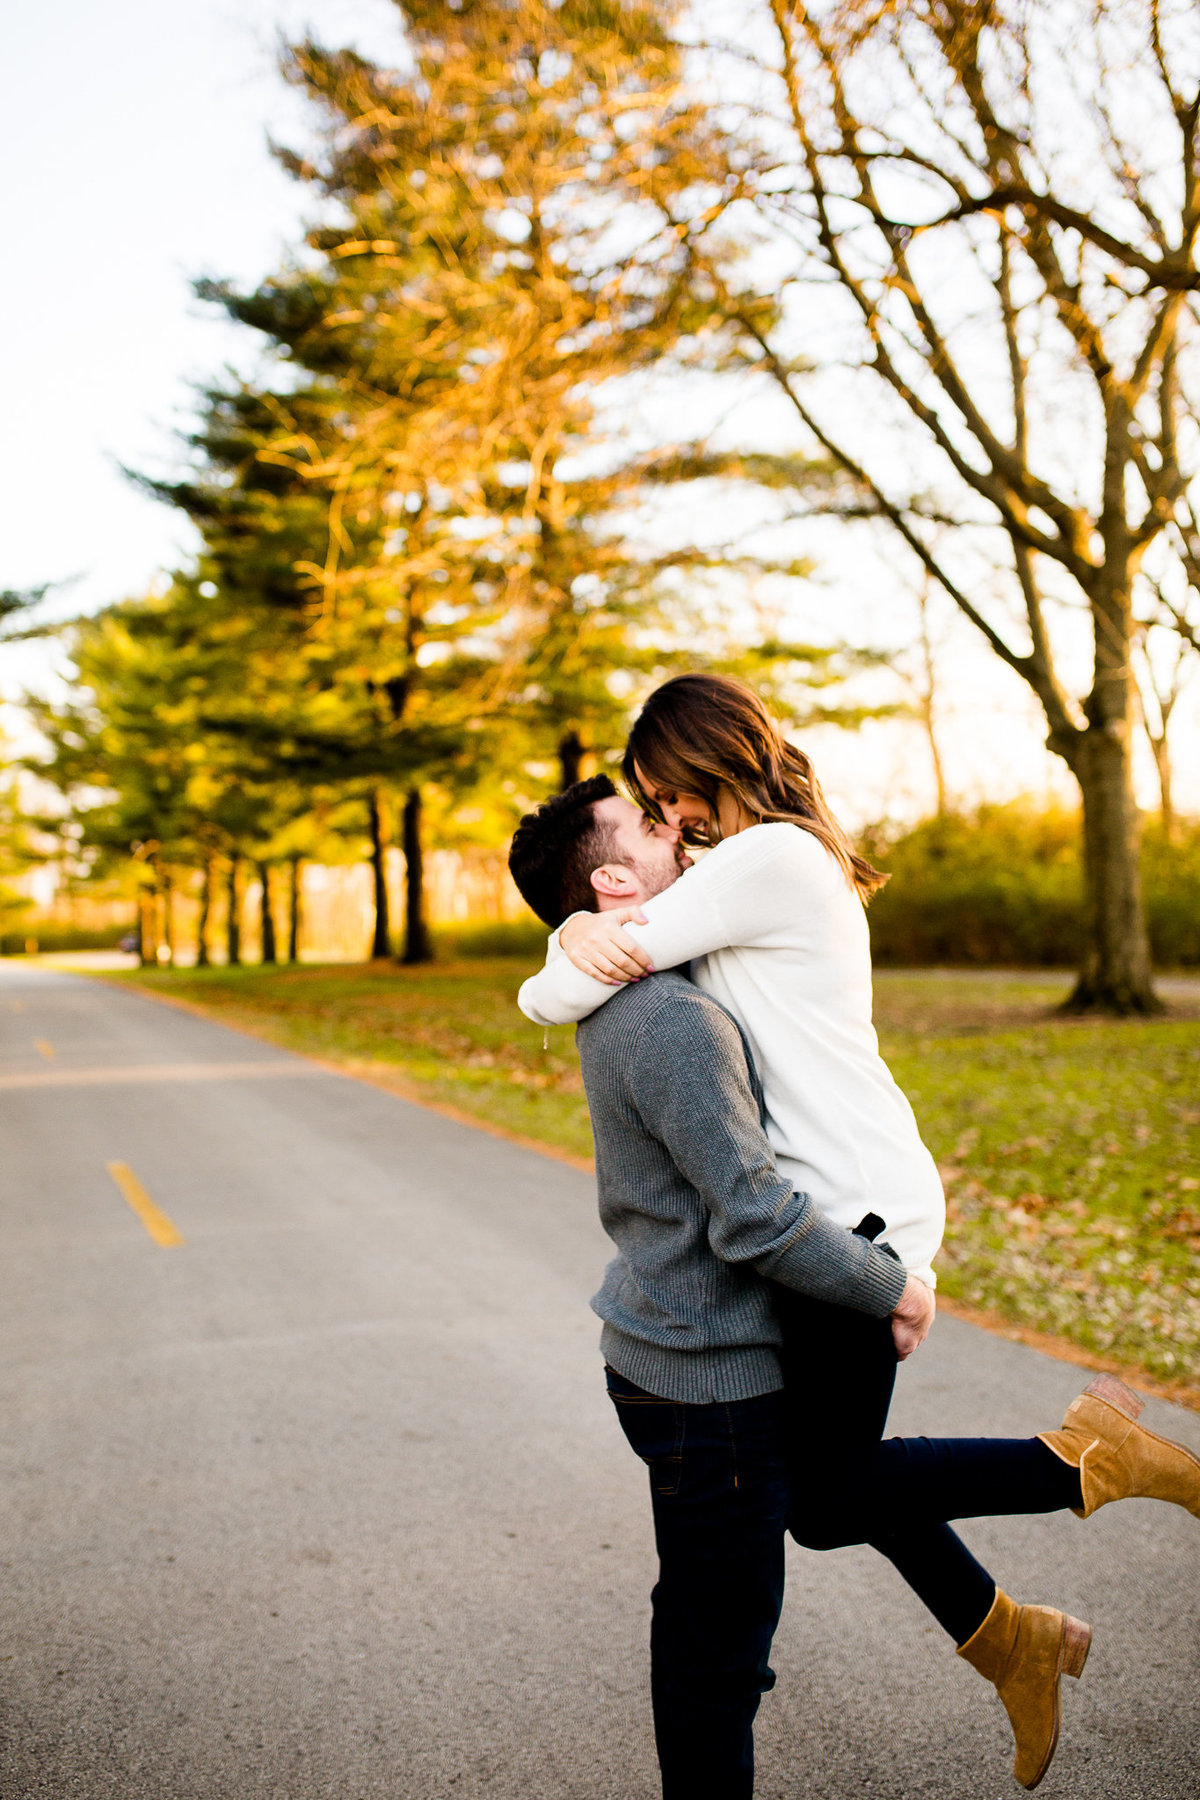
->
xmin=578 ymin=973 xmax=908 ymax=1404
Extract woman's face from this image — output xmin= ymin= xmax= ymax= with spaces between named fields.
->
xmin=633 ymin=763 xmax=750 ymax=841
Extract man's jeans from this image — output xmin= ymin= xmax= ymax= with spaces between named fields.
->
xmin=606 ymin=1368 xmax=789 ymax=1800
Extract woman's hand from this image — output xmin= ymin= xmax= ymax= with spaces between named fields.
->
xmin=890 ymin=1275 xmax=936 ymax=1360
xmin=560 ymin=908 xmax=653 ymax=985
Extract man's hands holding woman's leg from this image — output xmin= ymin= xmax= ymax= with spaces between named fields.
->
xmin=891 ymin=1276 xmax=936 ymax=1360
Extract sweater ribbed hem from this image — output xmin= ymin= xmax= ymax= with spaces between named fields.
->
xmin=599 ymin=1323 xmax=783 ymax=1405
xmin=762 ymin=1201 xmax=909 ymax=1319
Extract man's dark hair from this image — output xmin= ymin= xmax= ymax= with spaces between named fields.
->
xmin=508 ymin=775 xmax=621 ymax=928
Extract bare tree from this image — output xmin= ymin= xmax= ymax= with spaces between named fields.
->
xmin=695 ymin=0 xmax=1200 ymax=1011
xmin=1134 ymin=618 xmax=1192 ymax=839
xmin=916 ymin=577 xmax=950 ymax=815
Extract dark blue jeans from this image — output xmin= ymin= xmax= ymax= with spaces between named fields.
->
xmin=606 ymin=1369 xmax=789 ymax=1800
xmin=776 ymin=1288 xmax=1083 ymax=1644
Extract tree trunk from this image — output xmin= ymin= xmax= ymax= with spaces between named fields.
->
xmin=401 ymin=786 xmax=433 ymax=965
xmin=1134 ymin=629 xmax=1184 ymax=845
xmin=137 ymin=885 xmax=157 ymax=968
xmin=1059 ymin=727 xmax=1161 ymax=1015
xmin=288 ymin=856 xmax=302 ymax=963
xmin=258 ymin=861 xmax=277 ymax=965
xmin=917 ymin=583 xmax=948 ymax=815
xmin=162 ymin=870 xmax=175 ymax=969
xmin=226 ymin=855 xmax=241 ymax=967
xmin=918 ymin=690 xmax=948 ymax=818
xmin=368 ymin=790 xmax=391 ymax=959
xmin=196 ymin=856 xmax=213 ymax=968
xmin=1149 ymin=734 xmax=1176 ymax=845
xmin=557 ymin=728 xmax=586 ymax=791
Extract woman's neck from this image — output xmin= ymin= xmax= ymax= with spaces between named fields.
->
xmin=715 ymin=793 xmax=760 ymax=839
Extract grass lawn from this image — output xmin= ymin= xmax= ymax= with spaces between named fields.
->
xmin=113 ymin=961 xmax=1200 ymax=1392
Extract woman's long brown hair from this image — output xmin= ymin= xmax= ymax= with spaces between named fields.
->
xmin=623 ymin=673 xmax=887 ymax=902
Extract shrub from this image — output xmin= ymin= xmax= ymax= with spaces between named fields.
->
xmin=1143 ymin=827 xmax=1200 ymax=967
xmin=861 ymin=805 xmax=1200 ymax=968
xmin=0 ymin=921 xmax=135 ymax=956
xmin=434 ymin=917 xmax=549 ymax=958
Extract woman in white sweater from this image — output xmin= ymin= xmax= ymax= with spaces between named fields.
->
xmin=516 ymin=673 xmax=1200 ymax=1790
xmin=518 ymin=743 xmax=944 ymax=1289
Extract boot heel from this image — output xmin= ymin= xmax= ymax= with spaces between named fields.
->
xmin=1083 ymin=1373 xmax=1144 ymax=1421
xmin=1061 ymin=1616 xmax=1092 ymax=1680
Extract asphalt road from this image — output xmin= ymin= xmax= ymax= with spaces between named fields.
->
xmin=1 ymin=962 xmax=1198 ymax=1800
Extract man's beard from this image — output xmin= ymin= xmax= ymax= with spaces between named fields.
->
xmin=631 ymin=842 xmax=690 ymax=901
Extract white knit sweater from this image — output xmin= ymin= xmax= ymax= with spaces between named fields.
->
xmin=518 ymin=822 xmax=945 ymax=1285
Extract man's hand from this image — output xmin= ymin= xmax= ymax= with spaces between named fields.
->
xmin=891 ymin=1275 xmax=936 ymax=1360
xmin=561 ymin=908 xmax=652 ymax=984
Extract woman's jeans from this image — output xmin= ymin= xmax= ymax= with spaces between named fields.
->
xmin=777 ymin=1287 xmax=1083 ymax=1644
xmin=607 ymin=1368 xmax=789 ymax=1800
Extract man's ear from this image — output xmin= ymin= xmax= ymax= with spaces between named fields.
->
xmin=590 ymin=862 xmax=637 ymax=902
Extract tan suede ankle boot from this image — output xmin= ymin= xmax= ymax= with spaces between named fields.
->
xmin=957 ymin=1588 xmax=1091 ymax=1790
xmin=1037 ymin=1373 xmax=1200 ymax=1519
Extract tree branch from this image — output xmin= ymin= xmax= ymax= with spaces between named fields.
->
xmin=728 ymin=308 xmax=1048 ymax=687
xmin=923 ymin=186 xmax=1200 ymax=290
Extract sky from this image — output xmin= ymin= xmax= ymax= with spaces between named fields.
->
xmin=1 ymin=0 xmax=1195 ymax=830
xmin=2 ymin=0 xmax=399 ymax=626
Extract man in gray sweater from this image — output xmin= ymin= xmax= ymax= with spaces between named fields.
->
xmin=508 ymin=777 xmax=933 ymax=1800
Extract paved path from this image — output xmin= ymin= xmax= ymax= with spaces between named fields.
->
xmin=1 ymin=963 xmax=1198 ymax=1800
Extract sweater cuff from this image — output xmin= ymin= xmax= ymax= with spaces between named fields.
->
xmin=843 ymin=1239 xmax=910 ymax=1318
xmin=766 ymin=1203 xmax=909 ymax=1318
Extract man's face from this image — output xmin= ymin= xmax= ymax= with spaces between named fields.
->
xmin=591 ymin=795 xmax=692 ymax=904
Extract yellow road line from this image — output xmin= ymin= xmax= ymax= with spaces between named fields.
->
xmin=35 ymin=1038 xmax=55 ymax=1059
xmin=10 ymin=999 xmax=25 ymax=1012
xmin=105 ymin=1161 xmax=186 ymax=1248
